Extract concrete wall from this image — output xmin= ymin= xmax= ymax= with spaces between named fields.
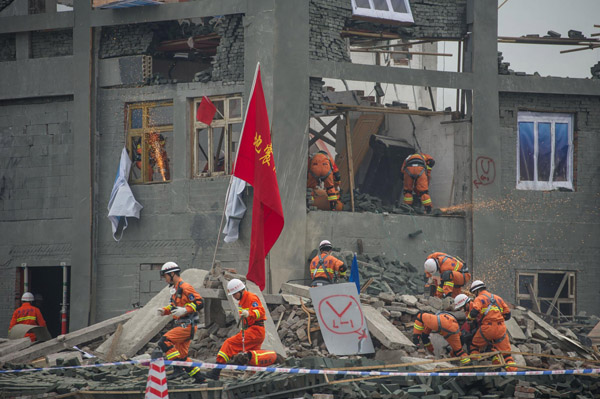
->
xmin=492 ymin=92 xmax=600 ymax=315
xmin=0 ymin=97 xmax=74 ymax=332
xmin=306 ymin=211 xmax=467 ymax=275
xmin=31 ymin=29 xmax=72 ymax=58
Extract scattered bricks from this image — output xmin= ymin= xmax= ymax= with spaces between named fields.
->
xmin=442 ymin=379 xmax=465 ymax=396
xmin=514 ymin=392 xmax=535 ymax=399
xmin=437 ymin=390 xmax=454 ymax=399
xmin=400 ymin=295 xmax=419 ymax=307
xmin=481 ymin=395 xmax=500 ymax=399
xmin=296 ymin=327 xmax=307 ymax=341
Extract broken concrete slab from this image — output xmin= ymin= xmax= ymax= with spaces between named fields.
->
xmin=505 ymin=318 xmax=526 ymax=341
xmin=400 ymin=356 xmax=453 ymax=370
xmin=244 ymin=280 xmax=287 ymax=356
xmin=46 ymin=351 xmax=83 ymax=367
xmin=363 ymin=305 xmax=414 ymax=349
xmin=0 ymin=311 xmax=133 ymax=365
xmin=527 ymin=310 xmax=591 ymax=355
xmin=280 ymin=282 xmax=311 ymax=298
xmin=96 ymin=268 xmax=208 ymax=359
xmin=8 ymin=324 xmax=52 ymax=342
xmin=0 ymin=337 xmax=31 ymax=357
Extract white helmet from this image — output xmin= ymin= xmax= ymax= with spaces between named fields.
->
xmin=470 ymin=280 xmax=486 ymax=293
xmin=227 ymin=278 xmax=246 ymax=295
xmin=21 ymin=292 xmax=34 ymax=302
xmin=454 ymin=294 xmax=471 ymax=310
xmin=424 ymin=258 xmax=437 ymax=274
xmin=160 ymin=261 xmax=181 ymax=276
xmin=319 ymin=240 xmax=333 ymax=251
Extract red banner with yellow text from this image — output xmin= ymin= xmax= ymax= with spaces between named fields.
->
xmin=233 ymin=64 xmax=284 ymax=291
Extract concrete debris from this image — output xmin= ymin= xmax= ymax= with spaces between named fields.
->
xmin=2 ymin=269 xmax=599 ymax=397
xmin=591 ymin=62 xmax=600 ymax=79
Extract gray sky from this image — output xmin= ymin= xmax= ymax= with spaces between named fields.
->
xmin=498 ymin=0 xmax=600 ymax=78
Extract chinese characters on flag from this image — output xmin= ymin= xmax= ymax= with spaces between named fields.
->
xmin=233 ymin=64 xmax=284 ymax=291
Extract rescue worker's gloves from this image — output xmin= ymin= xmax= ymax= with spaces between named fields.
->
xmin=503 ymin=312 xmax=511 ymax=321
xmin=333 ymin=171 xmax=341 ymax=183
xmin=426 ymin=159 xmax=435 ymax=168
xmin=329 ymin=200 xmax=337 ymax=211
xmin=172 ymin=307 xmax=188 ymax=317
xmin=412 ymin=335 xmax=421 ymax=346
xmin=241 ymin=309 xmax=250 ymax=319
xmin=339 ymin=264 xmax=348 ymax=274
xmin=155 ymin=308 xmax=165 ymax=316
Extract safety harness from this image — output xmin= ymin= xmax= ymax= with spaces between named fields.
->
xmin=477 ymin=293 xmax=507 ymax=345
xmin=170 ymin=282 xmax=201 ymax=339
xmin=309 ymin=157 xmax=334 ymax=185
xmin=434 ymin=312 xmax=460 ymax=337
xmin=312 ymin=253 xmax=334 ymax=284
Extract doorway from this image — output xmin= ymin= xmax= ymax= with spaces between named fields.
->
xmin=26 ymin=266 xmax=71 ymax=337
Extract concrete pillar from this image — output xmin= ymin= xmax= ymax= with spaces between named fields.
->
xmin=70 ymin=0 xmax=94 ymax=330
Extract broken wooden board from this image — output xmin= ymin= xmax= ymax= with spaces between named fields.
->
xmin=0 ymin=338 xmax=31 ymax=358
xmin=220 ymin=278 xmax=286 ymax=356
xmin=588 ymin=320 xmax=600 ymax=345
xmin=96 ymin=269 xmax=208 ymax=359
xmin=0 ymin=311 xmax=133 ymax=365
xmin=505 ymin=317 xmax=526 ymax=341
xmin=362 ymin=305 xmax=414 ymax=349
xmin=280 ymin=282 xmax=310 ymax=298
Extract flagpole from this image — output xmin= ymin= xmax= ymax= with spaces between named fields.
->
xmin=211 ymin=63 xmax=261 ymax=274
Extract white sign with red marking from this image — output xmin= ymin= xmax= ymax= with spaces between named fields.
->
xmin=310 ymin=283 xmax=374 ymax=355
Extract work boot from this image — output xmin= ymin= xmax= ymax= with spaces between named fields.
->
xmin=202 ymin=367 xmax=222 ymax=381
xmin=425 ymin=206 xmax=432 ymax=214
xmin=150 ymin=348 xmax=163 ymax=360
xmin=168 ymin=366 xmax=188 ymax=380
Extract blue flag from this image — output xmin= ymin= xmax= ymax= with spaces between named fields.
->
xmin=348 ymin=253 xmax=360 ymax=294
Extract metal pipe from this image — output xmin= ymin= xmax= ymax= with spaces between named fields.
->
xmin=21 ymin=263 xmax=28 ymax=293
xmin=61 ymin=262 xmax=68 ymax=335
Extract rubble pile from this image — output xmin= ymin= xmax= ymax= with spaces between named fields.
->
xmin=592 ymin=61 xmax=600 ymax=80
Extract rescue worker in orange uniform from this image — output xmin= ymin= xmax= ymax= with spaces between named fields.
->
xmin=154 ymin=262 xmax=205 ymax=381
xmin=401 ymin=153 xmax=435 ymax=213
xmin=231 ymin=349 xmax=284 ymax=367
xmin=424 ymin=252 xmax=471 ymax=299
xmin=201 ymin=279 xmax=266 ymax=381
xmin=412 ymin=311 xmax=471 ymax=365
xmin=309 ymin=240 xmax=347 ymax=287
xmin=9 ymin=292 xmax=47 ymax=342
xmin=307 ymin=151 xmax=341 ymax=211
xmin=457 ymin=280 xmax=518 ymax=372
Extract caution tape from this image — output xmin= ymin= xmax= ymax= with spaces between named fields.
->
xmin=1 ymin=359 xmax=600 ymax=378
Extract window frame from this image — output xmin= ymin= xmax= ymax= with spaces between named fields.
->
xmin=126 ymin=101 xmax=174 ymax=185
xmin=192 ymin=95 xmax=243 ymax=178
xmin=516 ymin=111 xmax=574 ymax=191
xmin=350 ymin=0 xmax=414 ymax=24
xmin=516 ymin=270 xmax=576 ymax=320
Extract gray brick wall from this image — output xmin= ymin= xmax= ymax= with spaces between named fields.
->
xmin=0 ymin=33 xmax=16 ymax=61
xmin=211 ymin=14 xmax=244 ymax=84
xmin=309 ymin=0 xmax=351 ymax=63
xmin=403 ymin=0 xmax=467 ymax=39
xmin=310 ymin=77 xmax=325 ymax=116
xmin=100 ymin=24 xmax=157 ymax=59
xmin=31 ymin=30 xmax=73 ymax=58
xmin=0 ymin=97 xmax=74 ymax=333
xmin=497 ymin=92 xmax=600 ymax=316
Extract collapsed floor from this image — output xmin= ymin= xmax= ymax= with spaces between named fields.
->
xmin=0 ymin=257 xmax=599 ymax=399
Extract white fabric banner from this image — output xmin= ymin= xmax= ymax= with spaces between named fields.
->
xmin=223 ymin=176 xmax=247 ymax=243
xmin=108 ymin=147 xmax=143 ymax=241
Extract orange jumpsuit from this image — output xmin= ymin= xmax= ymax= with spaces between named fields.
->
xmin=9 ymin=302 xmax=46 ymax=342
xmin=401 ymin=153 xmax=434 ymax=210
xmin=217 ymin=290 xmax=266 ymax=364
xmin=245 ymin=350 xmax=280 ymax=366
xmin=425 ymin=252 xmax=471 ymax=298
xmin=307 ymin=152 xmax=341 ymax=210
xmin=309 ymin=252 xmax=347 ymax=286
xmin=413 ymin=312 xmax=470 ymax=365
xmin=159 ymin=279 xmax=203 ymax=377
xmin=467 ymin=290 xmax=517 ymax=371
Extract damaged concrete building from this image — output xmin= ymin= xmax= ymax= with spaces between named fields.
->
xmin=0 ymin=0 xmax=599 ymax=345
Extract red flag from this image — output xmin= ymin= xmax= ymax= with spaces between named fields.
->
xmin=196 ymin=96 xmax=217 ymax=125
xmin=233 ymin=64 xmax=284 ymax=291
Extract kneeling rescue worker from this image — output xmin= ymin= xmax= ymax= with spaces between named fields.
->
xmin=309 ymin=240 xmax=347 ymax=287
xmin=401 ymin=152 xmax=435 ymax=213
xmin=424 ymin=252 xmax=471 ymax=298
xmin=456 ymin=280 xmax=518 ymax=372
xmin=412 ymin=311 xmax=471 ymax=365
xmin=307 ymin=150 xmax=342 ymax=211
xmin=200 ymin=278 xmax=266 ymax=382
xmin=153 ymin=262 xmax=204 ymax=381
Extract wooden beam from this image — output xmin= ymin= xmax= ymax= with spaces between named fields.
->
xmin=315 ymin=115 xmax=339 ymax=140
xmin=323 ymin=102 xmax=447 ymax=116
xmin=527 ymin=282 xmax=541 ymax=314
xmin=345 ymin=112 xmax=355 ymax=212
xmin=309 ymin=127 xmax=336 ymax=147
xmin=545 ymin=274 xmax=569 ymax=316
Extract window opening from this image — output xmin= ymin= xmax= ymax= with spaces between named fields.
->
xmin=193 ymin=95 xmax=243 ymax=177
xmin=126 ymin=102 xmax=173 ymax=184
xmin=350 ymin=0 xmax=414 ymax=24
xmin=516 ymin=271 xmax=576 ymax=321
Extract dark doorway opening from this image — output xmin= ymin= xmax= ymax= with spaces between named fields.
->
xmin=28 ymin=266 xmax=70 ymax=338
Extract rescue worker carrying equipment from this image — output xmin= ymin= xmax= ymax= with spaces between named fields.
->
xmin=154 ymin=262 xmax=205 ymax=381
xmin=401 ymin=153 xmax=435 ymax=213
xmin=309 ymin=240 xmax=347 ymax=287
xmin=200 ymin=278 xmax=267 ymax=382
xmin=412 ymin=311 xmax=471 ymax=365
xmin=9 ymin=292 xmax=47 ymax=342
xmin=307 ymin=151 xmax=342 ymax=211
xmin=231 ymin=349 xmax=284 ymax=367
xmin=424 ymin=252 xmax=471 ymax=299
xmin=460 ymin=280 xmax=518 ymax=372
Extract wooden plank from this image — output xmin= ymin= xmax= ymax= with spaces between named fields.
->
xmin=0 ymin=312 xmax=133 ymax=365
xmin=104 ymin=323 xmax=123 ymax=362
xmin=362 ymin=305 xmax=414 ymax=348
xmin=95 ymin=269 xmax=208 ymax=359
xmin=526 ymin=282 xmax=541 ymax=313
xmin=309 ymin=127 xmax=336 ymax=147
xmin=545 ymin=274 xmax=569 ymax=316
xmin=315 ymin=116 xmax=339 ymax=140
xmin=219 ymin=278 xmax=287 ymax=356
xmin=337 ymin=113 xmax=384 ymax=194
xmin=345 ymin=112 xmax=355 ymax=211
